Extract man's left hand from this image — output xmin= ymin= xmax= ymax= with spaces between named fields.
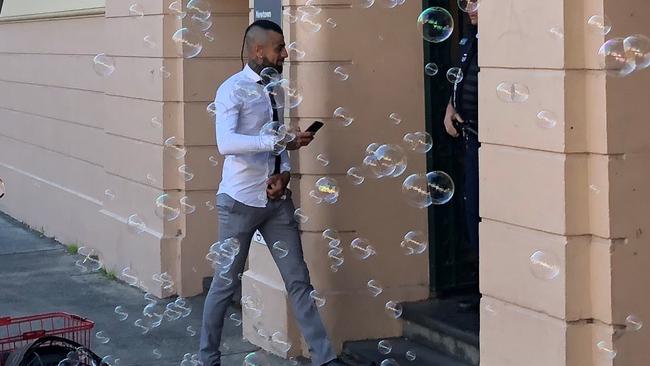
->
xmin=266 ymin=172 xmax=290 ymax=200
xmin=287 ymin=127 xmax=314 ymax=150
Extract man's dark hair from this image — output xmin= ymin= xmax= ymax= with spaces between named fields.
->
xmin=240 ymin=20 xmax=283 ymax=68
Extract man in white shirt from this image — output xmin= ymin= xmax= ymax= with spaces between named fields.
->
xmin=199 ymin=20 xmax=342 ymax=366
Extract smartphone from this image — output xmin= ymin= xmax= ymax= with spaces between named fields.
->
xmin=305 ymin=121 xmax=324 ymax=134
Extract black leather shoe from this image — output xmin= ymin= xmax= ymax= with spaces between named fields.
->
xmin=323 ymin=359 xmax=347 ymax=366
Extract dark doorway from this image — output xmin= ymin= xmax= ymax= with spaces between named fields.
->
xmin=423 ymin=0 xmax=479 ymax=296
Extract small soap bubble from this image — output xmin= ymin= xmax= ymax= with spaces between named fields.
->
xmin=129 ymin=3 xmax=144 ymax=18
xmin=402 ymin=171 xmax=455 ymax=208
xmin=190 ymin=14 xmax=213 ymax=32
xmin=406 ymin=350 xmax=417 ymax=361
xmin=378 ymin=339 xmax=392 ymax=355
xmin=206 ymin=102 xmax=217 ymax=117
xmin=385 ymin=300 xmax=403 ymax=319
xmin=204 ymin=31 xmax=215 ymax=42
xmin=424 ymin=62 xmax=439 ymax=76
xmin=163 ymin=136 xmax=187 ymax=159
xmin=293 ymin=208 xmax=309 ymax=224
xmin=93 ymin=53 xmax=115 ymax=77
xmin=95 ymin=330 xmax=110 ymax=344
xmin=283 ymin=8 xmax=299 ymax=23
xmin=326 ymin=18 xmax=337 ymax=28
xmin=155 ymin=194 xmax=181 ymax=221
xmin=150 ymin=116 xmax=162 ymax=128
xmin=549 ymin=27 xmax=565 ymax=40
xmin=334 ymin=66 xmax=350 ymax=81
xmin=272 ymin=241 xmax=290 ymax=259
xmin=367 ymin=279 xmax=384 ymax=297
xmin=159 ymin=66 xmax=171 ymax=79
xmin=588 ymin=15 xmax=612 ymax=35
xmin=401 ymin=230 xmax=428 ymax=255
xmin=187 ymin=0 xmax=212 ymax=20
xmin=388 ymin=112 xmax=402 ymax=125
xmin=536 ymin=110 xmax=559 ymax=129
xmin=104 ymin=189 xmax=116 ymax=201
xmin=287 ymin=42 xmax=306 ymax=59
xmin=114 ymin=306 xmax=129 ymax=321
xmin=120 ymin=267 xmax=139 ymax=286
xmin=333 ymin=107 xmax=354 ymax=126
xmin=366 ymin=143 xmax=380 ymax=155
xmin=271 ymin=331 xmax=293 ymax=353
xmin=143 ymin=35 xmax=156 ymax=48
xmin=596 ymin=340 xmax=617 ymax=360
xmin=446 ymin=67 xmax=463 ymax=84
xmin=229 ymin=312 xmax=242 ymax=326
xmin=178 ymin=164 xmax=195 ymax=181
xmin=347 ymin=167 xmax=365 ymax=185
xmin=244 ymin=351 xmax=271 ymax=366
xmin=168 ymin=1 xmax=186 ymax=18
xmin=315 ymin=177 xmax=340 ymax=204
xmin=316 ymin=154 xmax=330 ymax=167
xmin=134 ymin=318 xmax=150 ymax=334
xmin=626 ymin=314 xmax=643 ymax=331
xmin=529 ymin=250 xmax=561 ymax=280
xmin=457 ymin=0 xmax=480 ymax=13
xmin=172 ymin=28 xmax=203 ymax=58
xmin=260 ymin=67 xmax=281 ymax=85
xmin=152 ymin=349 xmax=162 ymax=359
xmin=417 ymin=7 xmax=454 ymax=43
xmin=208 ymin=156 xmax=219 ymax=167
xmin=496 ymin=81 xmax=530 ymax=103
xmin=127 ymin=214 xmax=146 ymax=234
xmin=100 ymin=355 xmax=120 ymax=366
xmin=599 ymin=38 xmax=636 ymax=77
xmin=309 ymin=290 xmax=327 ymax=308
xmin=624 ymin=34 xmax=650 ymax=70
xmin=380 ymin=359 xmax=399 ymax=366
xmin=355 ymin=0 xmax=375 ymax=8
xmin=350 ymin=238 xmax=376 ymax=260
xmin=403 ymin=131 xmax=433 ymax=153
xmin=323 ymin=229 xmax=340 ymax=242
xmin=368 ymin=144 xmax=408 ymax=178
xmin=186 ymin=325 xmax=197 ymax=337
xmin=180 ymin=196 xmax=196 ymax=214
xmin=309 ymin=190 xmax=324 ymax=204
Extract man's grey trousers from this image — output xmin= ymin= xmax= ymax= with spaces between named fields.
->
xmin=200 ymin=193 xmax=336 ymax=366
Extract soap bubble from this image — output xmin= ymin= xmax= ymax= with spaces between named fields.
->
xmin=178 ymin=164 xmax=194 ymax=181
xmin=120 ymin=267 xmax=139 ymax=286
xmin=310 ymin=290 xmax=327 ymax=307
xmin=366 ymin=143 xmax=380 ymax=155
xmin=209 ymin=155 xmax=219 ymax=167
xmin=549 ymin=27 xmax=564 ymax=40
xmin=271 ymin=331 xmax=293 ymax=353
xmin=624 ymin=34 xmax=650 ymax=70
xmin=134 ymin=318 xmax=150 ymax=334
xmin=355 ymin=0 xmax=375 ymax=8
xmin=333 ymin=107 xmax=354 ymax=126
xmin=380 ymin=0 xmax=401 ymax=8
xmin=204 ymin=31 xmax=215 ymax=42
xmin=385 ymin=300 xmax=403 ymax=319
xmin=367 ymin=144 xmax=408 ymax=178
xmin=180 ymin=196 xmax=196 ymax=214
xmin=402 ymin=172 xmax=455 ymax=208
xmin=596 ymin=340 xmax=617 ymax=360
xmin=351 ymin=238 xmax=376 ymax=260
xmin=283 ymin=8 xmax=299 ymax=23
xmin=114 ymin=306 xmax=129 ymax=321
xmin=458 ymin=0 xmax=480 ymax=12
xmin=598 ymin=38 xmax=636 ymax=77
xmin=128 ymin=3 xmax=144 ymax=18
xmin=326 ymin=17 xmax=337 ymax=28
xmin=190 ymin=14 xmax=213 ymax=32
xmin=172 ymin=28 xmax=203 ymax=58
xmin=315 ymin=177 xmax=340 ymax=203
xmin=287 ymin=41 xmax=306 ymax=59
xmin=424 ymin=62 xmax=439 ymax=76
xmin=626 ymin=314 xmax=643 ymax=331
xmin=529 ymin=250 xmax=560 ymax=280
xmin=154 ymin=194 xmax=181 ymax=221
xmin=187 ymin=0 xmax=212 ymax=20
xmin=93 ymin=53 xmax=115 ymax=77
xmin=388 ymin=112 xmax=403 ymax=125
xmin=446 ymin=67 xmax=463 ymax=84
xmin=367 ymin=279 xmax=384 ymax=297
xmin=163 ymin=136 xmax=187 ymax=159
xmin=403 ymin=132 xmax=433 ymax=153
xmin=152 ymin=349 xmax=162 ymax=359
xmin=401 ymin=231 xmax=428 ymax=255
xmin=260 ymin=67 xmax=281 ymax=85
xmin=100 ymin=355 xmax=120 ymax=366
xmin=328 ymin=248 xmax=344 ymax=272
xmin=104 ymin=189 xmax=116 ymax=201
xmin=142 ymin=35 xmax=156 ymax=49
xmin=265 ymin=79 xmax=304 ymax=109
xmin=406 ymin=350 xmax=417 ymax=361
xmin=260 ymin=121 xmax=289 ymax=154
xmin=417 ymin=7 xmax=454 ymax=43
xmin=334 ymin=66 xmax=350 ymax=81
xmin=323 ymin=229 xmax=340 ymax=242
xmin=272 ymin=241 xmax=290 ymax=259
xmin=378 ymin=339 xmax=392 ymax=355
xmin=244 ymin=351 xmax=271 ymax=366
xmin=299 ymin=14 xmax=322 ymax=33
xmin=309 ymin=190 xmax=323 ymax=204
xmin=536 ymin=110 xmax=559 ymax=129
xmin=95 ymin=330 xmax=110 ymax=344
xmin=316 ymin=154 xmax=330 ymax=166
xmin=380 ymin=359 xmax=399 ymax=366
xmin=588 ymin=15 xmax=612 ymax=35
xmin=186 ymin=325 xmax=197 ymax=337
xmin=168 ymin=1 xmax=186 ymax=18
xmin=496 ymin=81 xmax=530 ymax=103
xmin=127 ymin=214 xmax=146 ymax=234
xmin=294 ymin=208 xmax=309 ymax=223
xmin=347 ymin=167 xmax=366 ymax=185
xmin=232 ymin=80 xmax=263 ymax=104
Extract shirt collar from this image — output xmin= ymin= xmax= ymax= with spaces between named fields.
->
xmin=242 ymin=64 xmax=261 ymax=83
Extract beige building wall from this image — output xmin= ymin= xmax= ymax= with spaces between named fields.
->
xmin=479 ymin=0 xmax=650 ymax=365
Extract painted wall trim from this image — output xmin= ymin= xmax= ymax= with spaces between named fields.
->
xmin=0 ymin=7 xmax=104 ymax=23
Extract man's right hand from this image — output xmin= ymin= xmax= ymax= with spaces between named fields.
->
xmin=444 ymin=103 xmax=463 ymax=138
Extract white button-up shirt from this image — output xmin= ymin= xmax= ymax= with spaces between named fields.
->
xmin=215 ymin=65 xmax=290 ymax=207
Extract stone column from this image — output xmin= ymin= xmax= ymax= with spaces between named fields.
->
xmin=479 ymin=0 xmax=650 ymax=365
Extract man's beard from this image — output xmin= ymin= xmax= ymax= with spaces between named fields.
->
xmin=263 ymin=56 xmax=283 ymax=74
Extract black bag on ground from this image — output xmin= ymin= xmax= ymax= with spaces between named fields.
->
xmin=5 ymin=336 xmax=102 ymax=366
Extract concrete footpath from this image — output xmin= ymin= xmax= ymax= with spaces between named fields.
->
xmin=0 ymin=212 xmax=306 ymax=366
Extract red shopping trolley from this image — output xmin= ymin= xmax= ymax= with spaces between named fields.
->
xmin=0 ymin=312 xmax=94 ymax=366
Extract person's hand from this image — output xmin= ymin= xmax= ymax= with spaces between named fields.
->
xmin=444 ymin=103 xmax=463 ymax=138
xmin=286 ymin=127 xmax=314 ymax=150
xmin=266 ymin=172 xmax=290 ymax=200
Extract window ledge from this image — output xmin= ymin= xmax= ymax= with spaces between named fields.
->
xmin=0 ymin=7 xmax=104 ymax=23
